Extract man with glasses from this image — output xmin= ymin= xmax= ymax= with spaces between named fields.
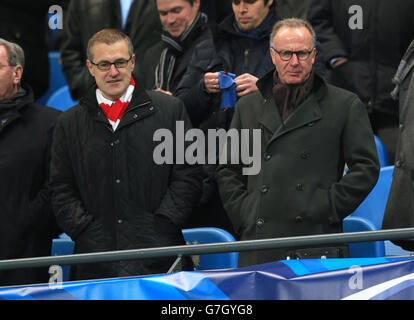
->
xmin=49 ymin=29 xmax=202 ymax=281
xmin=60 ymin=0 xmax=162 ymax=101
xmin=0 ymin=38 xmax=61 ymax=286
xmin=216 ymin=18 xmax=380 ymax=267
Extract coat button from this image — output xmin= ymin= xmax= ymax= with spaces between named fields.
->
xmin=133 ymin=114 xmax=138 ymax=119
xmin=395 ymin=160 xmax=402 ymax=168
xmin=296 ymin=183 xmax=304 ymax=191
xmin=264 ymin=153 xmax=271 ymax=161
xmin=256 ymin=218 xmax=265 ymax=228
xmin=399 ymin=123 xmax=404 ymax=131
xmin=295 ymin=216 xmax=304 ymax=223
xmin=115 ymin=179 xmax=121 ymax=183
xmin=308 ymin=122 xmax=315 ymax=127
xmin=260 ymin=185 xmax=269 ymax=193
xmin=117 ymin=219 xmax=123 ymax=224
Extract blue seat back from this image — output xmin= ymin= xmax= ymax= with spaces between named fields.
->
xmin=343 ymin=166 xmax=394 ymax=257
xmin=374 ymin=135 xmax=389 ymax=167
xmin=51 ymin=233 xmax=75 ymax=282
xmin=182 ymin=227 xmax=238 ymax=270
xmin=36 ymin=51 xmax=69 ymax=105
xmin=46 ymin=85 xmax=78 ymax=111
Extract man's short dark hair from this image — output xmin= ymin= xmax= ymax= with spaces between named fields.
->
xmin=87 ymin=29 xmax=134 ymax=61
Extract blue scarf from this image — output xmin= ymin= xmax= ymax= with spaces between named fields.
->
xmin=233 ymin=11 xmax=275 ymax=39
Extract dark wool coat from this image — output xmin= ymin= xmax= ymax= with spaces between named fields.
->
xmin=49 ymin=83 xmax=202 ymax=281
xmin=216 ymin=71 xmax=380 ymax=267
xmin=382 ymin=42 xmax=414 ymax=251
xmin=60 ymin=0 xmax=162 ymax=100
xmin=0 ymin=85 xmax=61 ymax=286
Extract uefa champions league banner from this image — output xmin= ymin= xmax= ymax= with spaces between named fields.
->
xmin=0 ymin=257 xmax=413 ymax=300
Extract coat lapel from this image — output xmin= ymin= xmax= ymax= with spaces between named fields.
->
xmin=256 ymin=70 xmax=326 ymax=146
xmin=269 ymin=91 xmax=322 ymax=143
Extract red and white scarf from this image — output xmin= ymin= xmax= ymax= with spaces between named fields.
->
xmin=96 ymin=77 xmax=135 ymax=131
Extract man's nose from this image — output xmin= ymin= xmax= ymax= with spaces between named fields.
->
xmin=166 ymin=13 xmax=176 ymax=25
xmin=238 ymin=1 xmax=248 ymax=13
xmin=108 ymin=64 xmax=120 ymax=75
xmin=290 ymin=54 xmax=300 ymax=66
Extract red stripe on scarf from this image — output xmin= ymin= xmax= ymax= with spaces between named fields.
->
xmin=99 ymin=77 xmax=135 ymax=123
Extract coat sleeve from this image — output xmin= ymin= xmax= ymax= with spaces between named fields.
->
xmin=307 ymin=0 xmax=349 ymax=65
xmin=324 ymin=95 xmax=380 ymax=222
xmin=60 ymin=0 xmax=94 ymax=100
xmin=175 ymin=39 xmax=220 ymax=127
xmin=49 ymin=117 xmax=94 ymax=240
xmin=215 ymin=104 xmax=252 ymax=235
xmin=27 ymin=124 xmax=62 ymax=237
xmin=154 ymin=99 xmax=203 ymax=226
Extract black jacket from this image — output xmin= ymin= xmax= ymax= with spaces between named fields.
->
xmin=0 ymin=84 xmax=61 ymax=286
xmin=49 ymin=81 xmax=202 ymax=280
xmin=60 ymin=0 xmax=162 ymax=100
xmin=175 ymin=11 xmax=280 ymax=129
xmin=139 ymin=13 xmax=212 ymax=94
xmin=308 ymin=0 xmax=414 ymax=115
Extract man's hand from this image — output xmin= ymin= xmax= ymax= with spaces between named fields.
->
xmin=234 ymin=73 xmax=259 ymax=97
xmin=332 ymin=58 xmax=349 ymax=69
xmin=204 ymin=72 xmax=220 ymax=93
xmin=155 ymin=88 xmax=172 ymax=95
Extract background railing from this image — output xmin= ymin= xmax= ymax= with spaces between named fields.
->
xmin=0 ymin=228 xmax=413 ymax=272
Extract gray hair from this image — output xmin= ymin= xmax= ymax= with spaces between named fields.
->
xmin=0 ymin=38 xmax=25 ymax=68
xmin=269 ymin=18 xmax=316 ymax=49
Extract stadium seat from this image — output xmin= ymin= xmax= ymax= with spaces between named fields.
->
xmin=343 ymin=165 xmax=413 ymax=257
xmin=36 ymin=51 xmax=69 ymax=105
xmin=374 ymin=135 xmax=389 ymax=167
xmin=182 ymin=227 xmax=238 ymax=270
xmin=46 ymin=85 xmax=78 ymax=111
xmin=51 ymin=233 xmax=75 ymax=282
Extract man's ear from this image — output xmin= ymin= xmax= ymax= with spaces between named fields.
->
xmin=311 ymin=47 xmax=317 ymax=65
xmin=130 ymin=54 xmax=136 ymax=70
xmin=12 ymin=65 xmax=23 ymax=85
xmin=86 ymin=59 xmax=95 ymax=77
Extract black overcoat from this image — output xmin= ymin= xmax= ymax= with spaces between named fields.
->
xmin=49 ymin=83 xmax=202 ymax=280
xmin=216 ymin=71 xmax=380 ymax=267
xmin=0 ymin=85 xmax=61 ymax=286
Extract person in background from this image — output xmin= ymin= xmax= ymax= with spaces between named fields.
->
xmin=60 ymin=0 xmax=162 ymax=100
xmin=382 ymin=40 xmax=414 ymax=252
xmin=0 ymin=0 xmax=69 ymax=100
xmin=49 ymin=29 xmax=201 ymax=281
xmin=139 ymin=0 xmax=211 ymax=95
xmin=0 ymin=38 xmax=61 ymax=286
xmin=308 ymin=0 xmax=414 ymax=164
xmin=216 ymin=18 xmax=379 ymax=267
xmin=174 ymin=0 xmax=281 ymax=237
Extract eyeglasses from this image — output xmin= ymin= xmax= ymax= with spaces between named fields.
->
xmin=271 ymin=47 xmax=314 ymax=61
xmin=90 ymin=56 xmax=132 ymax=71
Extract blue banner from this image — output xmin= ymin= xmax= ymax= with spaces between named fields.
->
xmin=0 ymin=257 xmax=413 ymax=300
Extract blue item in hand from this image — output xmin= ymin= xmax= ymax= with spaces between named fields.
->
xmin=218 ymin=71 xmax=237 ymax=109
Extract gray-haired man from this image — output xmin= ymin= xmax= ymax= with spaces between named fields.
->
xmin=0 ymin=38 xmax=61 ymax=286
